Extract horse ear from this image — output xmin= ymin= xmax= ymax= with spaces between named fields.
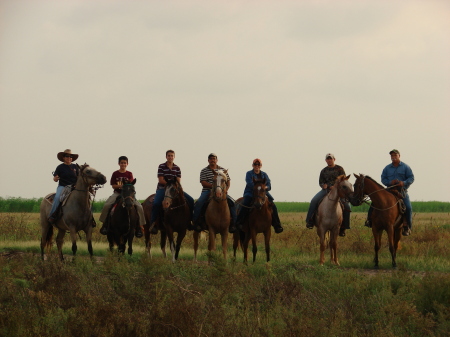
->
xmin=354 ymin=173 xmax=359 ymax=179
xmin=223 ymin=169 xmax=228 ymax=174
xmin=345 ymin=175 xmax=350 ymax=180
xmin=132 ymin=178 xmax=136 ymax=185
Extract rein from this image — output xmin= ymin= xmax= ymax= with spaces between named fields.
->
xmin=163 ymin=184 xmax=187 ymax=210
xmin=354 ymin=176 xmax=402 ymax=211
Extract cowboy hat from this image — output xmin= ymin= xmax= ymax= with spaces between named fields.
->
xmin=57 ymin=149 xmax=78 ymax=162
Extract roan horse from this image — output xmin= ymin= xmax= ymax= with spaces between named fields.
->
xmin=315 ymin=175 xmax=353 ymax=266
xmin=142 ymin=179 xmax=191 ymax=261
xmin=350 ymin=174 xmax=405 ymax=269
xmin=193 ymin=169 xmax=230 ymax=261
xmin=40 ymin=164 xmax=107 ymax=260
xmin=106 ymin=179 xmax=139 ymax=255
xmin=233 ymin=178 xmax=272 ymax=263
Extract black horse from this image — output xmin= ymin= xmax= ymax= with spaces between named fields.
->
xmin=107 ymin=179 xmax=139 ymax=255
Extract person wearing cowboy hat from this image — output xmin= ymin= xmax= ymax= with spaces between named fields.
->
xmin=235 ymin=158 xmax=283 ymax=233
xmin=48 ymin=149 xmax=80 ymax=224
xmin=305 ymin=153 xmax=351 ymax=236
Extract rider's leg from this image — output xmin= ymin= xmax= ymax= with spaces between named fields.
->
xmin=149 ymin=189 xmax=164 ymax=233
xmin=134 ymin=199 xmax=145 ymax=238
xmin=271 ymin=202 xmax=284 ymax=234
xmin=236 ymin=196 xmax=252 ymax=229
xmin=184 ymin=192 xmax=195 ymax=230
xmin=339 ymin=201 xmax=351 ymax=237
xmin=48 ymin=185 xmax=65 ymax=224
xmin=193 ymin=191 xmax=210 ymax=232
xmin=402 ymin=193 xmax=412 ymax=236
xmin=99 ymin=192 xmax=119 ymax=235
xmin=306 ymin=189 xmax=328 ymax=229
xmin=365 ymin=206 xmax=373 ymax=227
xmin=227 ymin=196 xmax=237 ymax=233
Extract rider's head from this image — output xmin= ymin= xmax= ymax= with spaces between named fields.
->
xmin=325 ymin=153 xmax=335 ymax=167
xmin=166 ymin=150 xmax=175 ymax=162
xmin=118 ymin=156 xmax=128 ymax=164
xmin=208 ymin=153 xmax=218 ymax=166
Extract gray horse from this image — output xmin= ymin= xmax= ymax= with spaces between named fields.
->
xmin=40 ymin=164 xmax=107 ymax=260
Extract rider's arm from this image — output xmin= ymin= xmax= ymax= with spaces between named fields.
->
xmin=201 ymin=180 xmax=212 ymax=189
xmin=403 ymin=164 xmax=414 ymax=189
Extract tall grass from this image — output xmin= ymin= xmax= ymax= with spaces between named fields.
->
xmin=1 ymin=197 xmax=449 ymax=213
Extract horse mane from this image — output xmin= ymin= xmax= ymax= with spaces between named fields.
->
xmin=361 ymin=174 xmax=402 ymax=199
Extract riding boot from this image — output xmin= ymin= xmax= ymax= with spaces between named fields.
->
xmin=271 ymin=204 xmax=283 ymax=234
xmin=194 ymin=201 xmax=209 ymax=232
xmin=150 ymin=221 xmax=159 ymax=234
xmin=229 ymin=218 xmax=237 ymax=233
xmin=100 ymin=217 xmax=109 ymax=235
xmin=135 ymin=224 xmax=143 ymax=238
xmin=339 ymin=210 xmax=351 ymax=237
xmin=48 ymin=204 xmax=62 ymax=225
xmin=91 ymin=214 xmax=96 ymax=228
xmin=306 ymin=213 xmax=315 ymax=229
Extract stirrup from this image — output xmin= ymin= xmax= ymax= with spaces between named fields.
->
xmin=339 ymin=227 xmax=346 ymax=237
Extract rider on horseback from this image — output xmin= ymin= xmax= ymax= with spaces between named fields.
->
xmin=305 ymin=153 xmax=352 ymax=237
xmin=192 ymin=153 xmax=237 ymax=233
xmin=235 ymin=158 xmax=284 ymax=233
xmin=99 ymin=156 xmax=145 ymax=238
xmin=48 ymin=149 xmax=80 ymax=224
xmin=148 ymin=150 xmax=195 ymax=234
xmin=365 ymin=149 xmax=415 ymax=236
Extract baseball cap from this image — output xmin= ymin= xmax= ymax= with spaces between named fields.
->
xmin=325 ymin=153 xmax=335 ymax=159
xmin=208 ymin=153 xmax=217 ymax=159
xmin=389 ymin=149 xmax=400 ymax=155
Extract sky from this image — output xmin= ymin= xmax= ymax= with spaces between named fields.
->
xmin=0 ymin=0 xmax=449 ymax=202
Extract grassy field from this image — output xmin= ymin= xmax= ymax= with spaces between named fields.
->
xmin=0 ymin=212 xmax=449 ymax=336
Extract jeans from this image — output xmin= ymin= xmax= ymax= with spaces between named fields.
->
xmin=50 ymin=185 xmax=65 ymax=216
xmin=193 ymin=190 xmax=236 ymax=223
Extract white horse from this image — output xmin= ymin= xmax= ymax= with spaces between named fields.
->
xmin=315 ymin=175 xmax=353 ymax=266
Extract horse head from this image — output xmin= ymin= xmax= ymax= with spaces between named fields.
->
xmin=252 ymin=177 xmax=267 ymax=209
xmin=162 ymin=179 xmax=183 ymax=211
xmin=78 ymin=163 xmax=107 ymax=187
xmin=335 ymin=175 xmax=354 ymax=200
xmin=212 ymin=169 xmax=228 ymax=201
xmin=349 ymin=173 xmax=366 ymax=206
xmin=120 ymin=178 xmax=137 ymax=209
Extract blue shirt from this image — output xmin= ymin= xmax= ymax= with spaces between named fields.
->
xmin=381 ymin=161 xmax=414 ymax=191
xmin=243 ymin=170 xmax=272 ymax=198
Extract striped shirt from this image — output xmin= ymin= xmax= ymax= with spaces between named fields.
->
xmin=200 ymin=166 xmax=230 ymax=192
xmin=156 ymin=162 xmax=181 ymax=190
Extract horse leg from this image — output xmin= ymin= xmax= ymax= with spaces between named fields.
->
xmin=40 ymin=222 xmax=53 ymax=260
xmin=166 ymin=228 xmax=176 ymax=262
xmin=264 ymin=229 xmax=271 ymax=263
xmin=220 ymin=231 xmax=228 ymax=261
xmin=330 ymin=230 xmax=339 ymax=266
xmin=127 ymin=233 xmax=133 ymax=256
xmin=232 ymin=232 xmax=239 ymax=260
xmin=175 ymin=230 xmax=186 ymax=261
xmin=193 ymin=231 xmax=199 ymax=262
xmin=160 ymin=230 xmax=167 ymax=258
xmin=144 ymin=226 xmax=152 ymax=258
xmin=373 ymin=228 xmax=382 ymax=269
xmin=391 ymin=227 xmax=402 ymax=268
xmin=251 ymin=231 xmax=258 ymax=263
xmin=242 ymin=232 xmax=250 ymax=264
xmin=85 ymin=227 xmax=93 ymax=258
xmin=55 ymin=229 xmax=66 ymax=261
xmin=318 ymin=230 xmax=326 ymax=266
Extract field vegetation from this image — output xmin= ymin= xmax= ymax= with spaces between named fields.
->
xmin=0 ymin=210 xmax=449 ymax=336
xmin=1 ymin=197 xmax=450 ymax=213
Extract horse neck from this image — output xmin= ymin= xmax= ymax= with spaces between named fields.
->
xmin=321 ymin=187 xmax=340 ymax=211
xmin=72 ymin=176 xmax=91 ymax=206
xmin=364 ymin=178 xmax=395 ymax=206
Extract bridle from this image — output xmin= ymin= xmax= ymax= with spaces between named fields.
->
xmin=163 ymin=182 xmax=186 ymax=211
xmin=352 ymin=175 xmax=403 ymax=211
xmin=212 ymin=174 xmax=228 ymax=202
xmin=120 ymin=184 xmax=136 ymax=208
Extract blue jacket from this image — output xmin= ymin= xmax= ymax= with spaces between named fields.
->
xmin=381 ymin=161 xmax=414 ymax=191
xmin=243 ymin=170 xmax=273 ymax=199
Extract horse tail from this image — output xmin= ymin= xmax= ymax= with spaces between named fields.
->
xmin=44 ymin=225 xmax=54 ymax=249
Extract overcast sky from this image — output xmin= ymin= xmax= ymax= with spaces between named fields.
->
xmin=0 ymin=0 xmax=449 ymax=202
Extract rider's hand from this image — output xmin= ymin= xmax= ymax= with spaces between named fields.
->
xmin=322 ymin=184 xmax=328 ymax=190
xmin=53 ymin=175 xmax=60 ymax=182
xmin=397 ymin=181 xmax=404 ymax=187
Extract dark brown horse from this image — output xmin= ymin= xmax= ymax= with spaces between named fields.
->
xmin=233 ymin=178 xmax=272 ymax=263
xmin=142 ymin=180 xmax=191 ymax=261
xmin=350 ymin=174 xmax=405 ymax=269
xmin=160 ymin=179 xmax=191 ymax=262
xmin=106 ymin=179 xmax=139 ymax=255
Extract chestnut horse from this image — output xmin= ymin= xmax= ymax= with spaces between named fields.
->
xmin=193 ymin=169 xmax=230 ymax=261
xmin=107 ymin=179 xmax=139 ymax=255
xmin=233 ymin=178 xmax=272 ymax=263
xmin=315 ymin=175 xmax=353 ymax=266
xmin=40 ymin=164 xmax=107 ymax=260
xmin=350 ymin=174 xmax=405 ymax=269
xmin=142 ymin=180 xmax=191 ymax=261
